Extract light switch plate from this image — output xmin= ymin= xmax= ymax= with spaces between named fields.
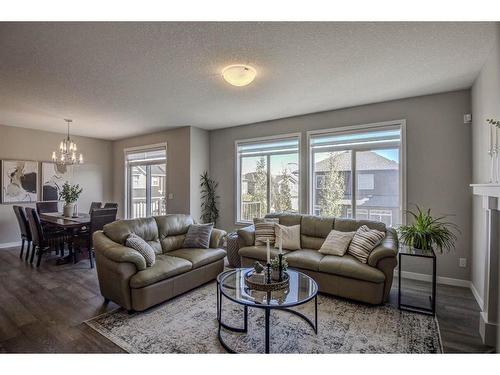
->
xmin=459 ymin=258 xmax=467 ymax=268
xmin=168 ymin=193 xmax=174 ymax=199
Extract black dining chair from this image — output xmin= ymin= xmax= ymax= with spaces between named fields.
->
xmin=13 ymin=205 xmax=32 ymax=260
xmin=89 ymin=201 xmax=102 ymax=214
xmin=25 ymin=208 xmax=66 ymax=267
xmin=36 ymin=201 xmax=59 ymax=214
xmin=77 ymin=207 xmax=117 ymax=268
xmin=103 ymin=202 xmax=118 ymax=209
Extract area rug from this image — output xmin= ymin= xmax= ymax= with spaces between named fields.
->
xmin=85 ymin=282 xmax=442 ymax=353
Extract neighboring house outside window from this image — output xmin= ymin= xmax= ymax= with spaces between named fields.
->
xmin=236 ymin=135 xmax=300 ymax=223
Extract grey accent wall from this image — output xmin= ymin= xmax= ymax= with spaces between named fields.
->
xmin=112 ymin=127 xmax=191 ymax=218
xmin=0 ymin=124 xmax=113 ymax=245
xmin=471 ymin=25 xmax=500 ymax=317
xmin=189 ymin=127 xmax=210 ymax=223
xmin=210 ymin=90 xmax=472 ymax=281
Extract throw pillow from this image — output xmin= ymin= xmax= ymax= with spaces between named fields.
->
xmin=319 ymin=229 xmax=355 ymax=256
xmin=183 ymin=223 xmax=214 ymax=249
xmin=126 ymin=233 xmax=156 ymax=267
xmin=348 ymin=225 xmax=385 ymax=263
xmin=254 ymin=218 xmax=279 ymax=245
xmin=274 ymin=224 xmax=301 ymax=251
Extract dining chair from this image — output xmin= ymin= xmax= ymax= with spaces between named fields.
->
xmin=13 ymin=206 xmax=32 ymax=260
xmin=78 ymin=207 xmax=117 ymax=268
xmin=103 ymin=202 xmax=118 ymax=209
xmin=89 ymin=201 xmax=102 ymax=214
xmin=25 ymin=208 xmax=65 ymax=267
xmin=36 ymin=201 xmax=59 ymax=214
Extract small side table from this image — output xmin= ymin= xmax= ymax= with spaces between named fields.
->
xmin=225 ymin=232 xmax=241 ymax=268
xmin=398 ymin=246 xmax=436 ymax=316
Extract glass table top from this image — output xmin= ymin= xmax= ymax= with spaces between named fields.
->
xmin=219 ymin=268 xmax=318 ymax=308
xmin=399 ymin=245 xmax=436 ymax=257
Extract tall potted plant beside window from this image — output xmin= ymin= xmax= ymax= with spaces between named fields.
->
xmin=200 ymin=171 xmax=219 ymax=226
xmin=60 ymin=182 xmax=83 ymax=217
xmin=398 ymin=205 xmax=459 ymax=253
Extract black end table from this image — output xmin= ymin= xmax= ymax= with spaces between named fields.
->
xmin=398 ymin=246 xmax=436 ymax=316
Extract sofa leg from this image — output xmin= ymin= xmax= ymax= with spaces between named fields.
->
xmin=127 ymin=309 xmax=135 ymax=314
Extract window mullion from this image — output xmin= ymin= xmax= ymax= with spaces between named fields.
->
xmin=266 ymin=154 xmax=271 ymax=215
xmin=351 ymin=150 xmax=356 ymax=219
xmin=146 ymin=165 xmax=152 ymax=217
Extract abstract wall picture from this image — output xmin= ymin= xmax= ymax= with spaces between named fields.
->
xmin=1 ymin=160 xmax=39 ymax=203
xmin=41 ymin=162 xmax=72 ymax=201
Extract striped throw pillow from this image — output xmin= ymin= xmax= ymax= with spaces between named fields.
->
xmin=126 ymin=233 xmax=156 ymax=267
xmin=254 ymin=218 xmax=279 ymax=246
xmin=347 ymin=225 xmax=385 ymax=263
xmin=183 ymin=223 xmax=213 ymax=249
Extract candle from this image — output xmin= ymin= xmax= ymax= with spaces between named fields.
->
xmin=266 ymin=238 xmax=270 ymax=264
xmin=491 ymin=125 xmax=494 ymax=151
xmin=496 ymin=125 xmax=499 ymax=151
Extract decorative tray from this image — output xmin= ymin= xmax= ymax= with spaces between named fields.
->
xmin=244 ymin=270 xmax=289 ymax=292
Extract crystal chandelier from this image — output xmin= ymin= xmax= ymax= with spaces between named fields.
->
xmin=51 ymin=119 xmax=84 ymax=165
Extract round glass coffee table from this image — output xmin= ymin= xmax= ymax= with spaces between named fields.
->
xmin=217 ymin=268 xmax=318 ymax=354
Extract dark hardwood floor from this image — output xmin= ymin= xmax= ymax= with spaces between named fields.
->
xmin=0 ymin=246 xmax=494 ymax=353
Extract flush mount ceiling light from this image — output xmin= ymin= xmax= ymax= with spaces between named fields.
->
xmin=221 ymin=64 xmax=257 ymax=87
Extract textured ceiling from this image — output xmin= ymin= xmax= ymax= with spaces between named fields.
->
xmin=0 ymin=22 xmax=495 ymax=140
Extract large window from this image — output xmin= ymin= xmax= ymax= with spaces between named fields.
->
xmin=236 ymin=135 xmax=300 ymax=223
xmin=309 ymin=123 xmax=403 ymax=226
xmin=126 ymin=146 xmax=167 ymax=218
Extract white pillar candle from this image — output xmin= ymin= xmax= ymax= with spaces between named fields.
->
xmin=266 ymin=238 xmax=270 ymax=264
xmin=496 ymin=125 xmax=499 ymax=151
xmin=491 ymin=124 xmax=494 ymax=151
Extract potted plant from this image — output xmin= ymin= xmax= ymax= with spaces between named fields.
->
xmin=59 ymin=182 xmax=83 ymax=217
xmin=200 ymin=171 xmax=219 ymax=226
xmin=398 ymin=205 xmax=460 ymax=253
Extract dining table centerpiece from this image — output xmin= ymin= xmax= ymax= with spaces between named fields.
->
xmin=59 ymin=182 xmax=83 ymax=217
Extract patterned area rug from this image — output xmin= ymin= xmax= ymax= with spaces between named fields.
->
xmin=85 ymin=282 xmax=442 ymax=353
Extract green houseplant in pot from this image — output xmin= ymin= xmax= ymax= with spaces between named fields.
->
xmin=200 ymin=171 xmax=219 ymax=226
xmin=59 ymin=182 xmax=83 ymax=218
xmin=398 ymin=205 xmax=460 ymax=253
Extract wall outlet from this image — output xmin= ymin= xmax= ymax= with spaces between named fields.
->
xmin=463 ymin=113 xmax=472 ymax=123
xmin=459 ymin=258 xmax=467 ymax=268
xmin=168 ymin=193 xmax=174 ymax=200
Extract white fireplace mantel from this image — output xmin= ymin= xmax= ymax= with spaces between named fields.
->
xmin=470 ymin=183 xmax=499 ymax=347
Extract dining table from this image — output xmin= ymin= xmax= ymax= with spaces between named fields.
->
xmin=39 ymin=212 xmax=91 ymax=265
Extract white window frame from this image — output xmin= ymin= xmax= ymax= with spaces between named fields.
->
xmin=123 ymin=142 xmax=167 ymax=219
xmin=307 ymin=119 xmax=407 ymax=225
xmin=235 ymin=133 xmax=301 ymax=225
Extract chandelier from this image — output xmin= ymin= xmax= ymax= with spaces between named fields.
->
xmin=51 ymin=119 xmax=84 ymax=165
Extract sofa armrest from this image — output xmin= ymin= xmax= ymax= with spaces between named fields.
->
xmin=210 ymin=228 xmax=227 ymax=248
xmin=237 ymin=225 xmax=255 ymax=247
xmin=93 ymin=231 xmax=147 ymax=271
xmin=367 ymin=228 xmax=399 ymax=267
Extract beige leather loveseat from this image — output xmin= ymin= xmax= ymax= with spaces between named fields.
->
xmin=238 ymin=213 xmax=398 ymax=305
xmin=93 ymin=214 xmax=226 ymax=311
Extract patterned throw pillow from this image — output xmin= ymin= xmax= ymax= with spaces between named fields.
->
xmin=126 ymin=233 xmax=156 ymax=267
xmin=319 ymin=229 xmax=355 ymax=256
xmin=274 ymin=224 xmax=301 ymax=251
xmin=183 ymin=223 xmax=214 ymax=249
xmin=348 ymin=225 xmax=385 ymax=263
xmin=254 ymin=218 xmax=279 ymax=246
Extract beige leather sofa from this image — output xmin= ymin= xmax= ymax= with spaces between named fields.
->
xmin=93 ymin=214 xmax=226 ymax=311
xmin=238 ymin=213 xmax=398 ymax=305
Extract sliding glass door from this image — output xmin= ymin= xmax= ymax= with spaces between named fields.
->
xmin=126 ymin=147 xmax=167 ymax=219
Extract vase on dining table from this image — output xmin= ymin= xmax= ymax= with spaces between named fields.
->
xmin=63 ymin=203 xmax=75 ymax=218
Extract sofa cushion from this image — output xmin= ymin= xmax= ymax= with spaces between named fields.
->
xmin=265 ymin=213 xmax=302 ymax=227
xmin=239 ymin=246 xmax=289 ymax=262
xmin=126 ymin=233 xmax=156 ymax=267
xmin=333 ymin=218 xmax=386 ymax=233
xmin=319 ymin=254 xmax=385 ymax=283
xmin=348 ymin=225 xmax=385 ymax=263
xmin=284 ymin=249 xmax=325 ymax=271
xmin=155 ymin=215 xmax=194 ymax=252
xmin=103 ymin=217 xmax=162 ymax=254
xmin=319 ymin=229 xmax=355 ymax=256
xmin=168 ymin=248 xmax=226 ymax=269
xmin=275 ymin=224 xmax=301 ymax=250
xmin=300 ymin=235 xmax=325 ymax=250
xmin=130 ymin=254 xmax=192 ymax=288
xmin=301 ymin=215 xmax=335 ymax=238
xmin=183 ymin=223 xmax=213 ymax=249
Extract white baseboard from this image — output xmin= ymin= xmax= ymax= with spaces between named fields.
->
xmin=394 ymin=269 xmax=470 ymax=288
xmin=0 ymin=241 xmax=21 ymax=249
xmin=470 ymin=282 xmax=484 ymax=311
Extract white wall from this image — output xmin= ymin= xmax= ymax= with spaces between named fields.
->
xmin=189 ymin=127 xmax=210 ymax=222
xmin=210 ymin=90 xmax=472 ymax=281
xmin=0 ymin=124 xmax=113 ymax=246
xmin=471 ymin=24 xmax=500 ymax=326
